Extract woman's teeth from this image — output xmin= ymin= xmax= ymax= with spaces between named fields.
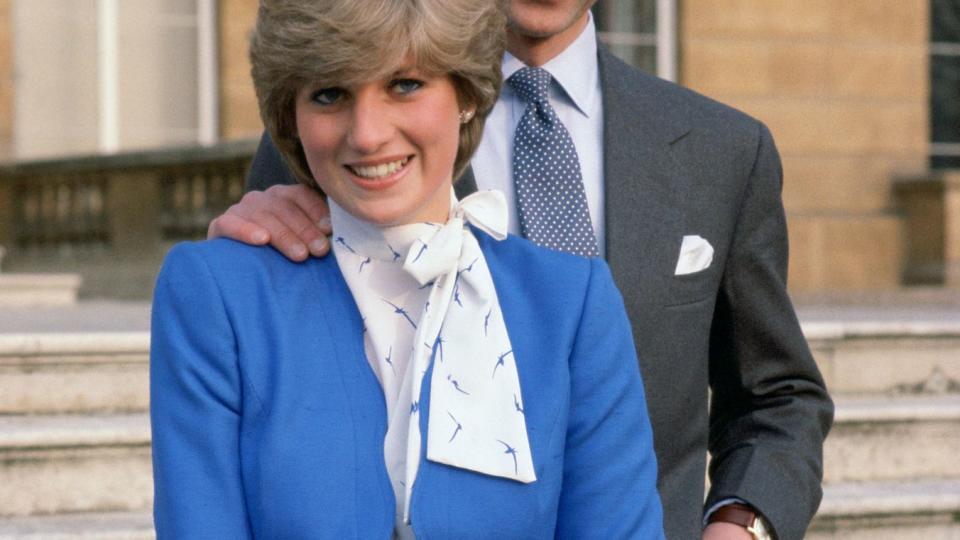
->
xmin=350 ymin=158 xmax=409 ymax=179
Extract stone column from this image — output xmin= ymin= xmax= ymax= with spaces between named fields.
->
xmin=0 ymin=0 xmax=13 ymax=160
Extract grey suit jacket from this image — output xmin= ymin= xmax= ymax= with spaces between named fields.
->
xmin=246 ymin=46 xmax=833 ymax=540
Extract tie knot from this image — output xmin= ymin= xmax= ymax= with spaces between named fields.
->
xmin=507 ymin=67 xmax=552 ymax=105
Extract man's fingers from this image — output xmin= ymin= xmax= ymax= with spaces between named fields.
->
xmin=206 ymin=185 xmax=332 ymax=261
xmin=259 ymin=195 xmax=329 ymax=257
xmin=266 ymin=184 xmax=331 ymax=228
xmin=294 ymin=219 xmax=330 ymax=257
xmin=207 ymin=213 xmax=269 ymax=245
xmin=249 ymin=208 xmax=310 ymax=261
xmin=263 ymin=184 xmax=331 ymax=256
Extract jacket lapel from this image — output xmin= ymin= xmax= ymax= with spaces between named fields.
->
xmin=598 ymin=46 xmax=692 ymax=297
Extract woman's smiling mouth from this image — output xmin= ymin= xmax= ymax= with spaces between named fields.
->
xmin=346 ymin=156 xmax=412 ymax=179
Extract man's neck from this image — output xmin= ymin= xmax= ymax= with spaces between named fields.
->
xmin=506 ymin=12 xmax=589 ymax=67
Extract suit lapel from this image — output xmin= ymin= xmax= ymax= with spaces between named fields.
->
xmin=598 ymin=46 xmax=692 ymax=297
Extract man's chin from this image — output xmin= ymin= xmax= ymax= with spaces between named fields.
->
xmin=507 ymin=20 xmax=562 ymax=40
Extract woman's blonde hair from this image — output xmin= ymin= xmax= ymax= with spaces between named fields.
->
xmin=250 ymin=0 xmax=506 ymax=186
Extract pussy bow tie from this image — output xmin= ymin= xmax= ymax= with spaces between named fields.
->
xmin=399 ymin=190 xmax=536 ymax=520
xmin=403 ymin=191 xmax=536 ymax=508
xmin=330 ymin=190 xmax=537 ymax=524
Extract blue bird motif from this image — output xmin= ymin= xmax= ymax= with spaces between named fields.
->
xmin=384 ymin=346 xmax=396 ymax=375
xmin=447 ymin=374 xmax=470 ymax=395
xmin=453 ymin=281 xmax=463 ymax=307
xmin=483 ymin=309 xmax=492 ymax=337
xmin=496 ymin=439 xmax=519 ymax=475
xmin=335 ymin=236 xmax=356 ymax=254
xmin=514 ymin=393 xmax=525 ymax=414
xmin=358 ymin=256 xmax=371 ymax=273
xmin=447 ymin=412 xmax=463 ymax=443
xmin=411 ymin=241 xmax=428 ymax=263
xmin=410 ymin=401 xmax=419 ymax=415
xmin=386 ymin=242 xmax=402 ymax=262
xmin=418 ymin=280 xmax=435 ymax=290
xmin=382 ymin=298 xmax=417 ymax=329
xmin=492 ymin=349 xmax=513 ymax=378
xmin=459 ymin=257 xmax=479 ymax=274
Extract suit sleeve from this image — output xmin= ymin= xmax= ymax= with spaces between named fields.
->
xmin=705 ymin=123 xmax=834 ymax=540
xmin=150 ymin=244 xmax=255 ymax=539
xmin=556 ymin=259 xmax=665 ymax=540
xmin=246 ymin=131 xmax=299 ymax=192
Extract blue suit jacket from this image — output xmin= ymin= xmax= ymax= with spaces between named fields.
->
xmin=150 ymin=232 xmax=664 ymax=539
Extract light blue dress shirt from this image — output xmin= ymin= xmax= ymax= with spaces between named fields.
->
xmin=471 ymin=13 xmax=605 ymax=255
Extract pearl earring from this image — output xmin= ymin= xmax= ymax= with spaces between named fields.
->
xmin=459 ymin=110 xmax=475 ymax=124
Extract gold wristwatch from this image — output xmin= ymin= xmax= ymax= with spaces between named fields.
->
xmin=706 ymin=503 xmax=772 ymax=540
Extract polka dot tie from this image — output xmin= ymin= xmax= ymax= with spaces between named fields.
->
xmin=508 ymin=67 xmax=600 ymax=258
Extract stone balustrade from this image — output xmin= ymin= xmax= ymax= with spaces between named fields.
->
xmin=0 ymin=140 xmax=258 ymax=298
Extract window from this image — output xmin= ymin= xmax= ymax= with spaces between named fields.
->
xmin=11 ymin=0 xmax=217 ymax=159
xmin=593 ymin=0 xmax=677 ymax=81
xmin=931 ymin=0 xmax=960 ymax=168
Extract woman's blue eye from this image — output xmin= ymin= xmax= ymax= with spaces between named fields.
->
xmin=392 ymin=79 xmax=423 ymax=94
xmin=311 ymin=88 xmax=343 ymax=105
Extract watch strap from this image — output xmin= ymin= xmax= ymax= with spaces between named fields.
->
xmin=708 ymin=503 xmax=756 ymax=527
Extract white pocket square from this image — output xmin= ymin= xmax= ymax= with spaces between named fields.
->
xmin=674 ymin=235 xmax=714 ymax=276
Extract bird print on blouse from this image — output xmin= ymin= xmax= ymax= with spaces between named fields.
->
xmin=493 ymin=349 xmax=513 ymax=379
xmin=330 ymin=189 xmax=536 ymax=529
xmin=447 ymin=412 xmax=463 ymax=443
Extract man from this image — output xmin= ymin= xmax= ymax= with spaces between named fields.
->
xmin=209 ymin=1 xmax=833 ymax=538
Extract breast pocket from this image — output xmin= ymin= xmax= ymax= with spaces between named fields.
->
xmin=666 ymin=267 xmax=717 ymax=307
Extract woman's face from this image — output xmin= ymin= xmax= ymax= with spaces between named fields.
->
xmin=295 ymin=66 xmax=465 ymax=226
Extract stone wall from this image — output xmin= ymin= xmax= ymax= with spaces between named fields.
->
xmin=219 ymin=0 xmax=261 ymax=140
xmin=680 ymin=0 xmax=929 ymax=290
xmin=0 ymin=0 xmax=12 ymax=161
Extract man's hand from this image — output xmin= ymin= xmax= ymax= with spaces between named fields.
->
xmin=702 ymin=522 xmax=754 ymax=540
xmin=207 ymin=184 xmax=331 ymax=261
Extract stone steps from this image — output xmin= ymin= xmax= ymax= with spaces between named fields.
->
xmin=0 ymin=511 xmax=153 ymax=540
xmin=793 ymin=315 xmax=960 ymax=537
xmin=810 ymin=479 xmax=960 ymax=539
xmin=0 ymin=303 xmax=955 ymax=538
xmin=0 ymin=333 xmax=149 ymax=414
xmin=0 ymin=412 xmax=152 ymax=518
xmin=804 ymin=319 xmax=960 ymax=397
xmin=824 ymin=395 xmax=960 ymax=484
xmin=0 ymin=274 xmax=82 ymax=307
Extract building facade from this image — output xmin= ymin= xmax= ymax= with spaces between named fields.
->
xmin=0 ymin=0 xmax=955 ymax=293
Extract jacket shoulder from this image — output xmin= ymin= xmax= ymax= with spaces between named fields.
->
xmin=598 ymin=46 xmax=764 ymax=141
xmin=159 ymin=238 xmax=338 ymax=292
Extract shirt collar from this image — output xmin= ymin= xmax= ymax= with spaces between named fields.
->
xmin=501 ymin=11 xmax=599 ymax=118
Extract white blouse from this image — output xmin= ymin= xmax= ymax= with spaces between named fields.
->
xmin=329 ymin=190 xmax=535 ymax=536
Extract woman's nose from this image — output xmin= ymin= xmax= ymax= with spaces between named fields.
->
xmin=346 ymin=92 xmax=394 ymax=153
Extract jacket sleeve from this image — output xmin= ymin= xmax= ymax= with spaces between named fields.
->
xmin=556 ymin=258 xmax=665 ymax=540
xmin=246 ymin=131 xmax=299 ymax=192
xmin=150 ymin=244 xmax=255 ymax=539
xmin=705 ymin=122 xmax=834 ymax=540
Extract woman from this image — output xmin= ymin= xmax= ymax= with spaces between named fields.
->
xmin=150 ymin=0 xmax=663 ymax=538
